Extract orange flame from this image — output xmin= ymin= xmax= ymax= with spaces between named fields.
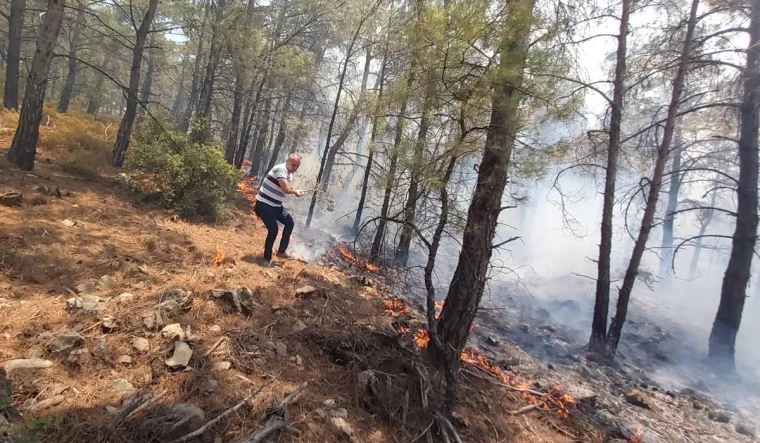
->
xmin=384 ymin=297 xmax=407 ymax=315
xmin=335 ymin=244 xmax=381 ymax=272
xmin=213 ymin=244 xmax=225 ymax=267
xmin=414 ymin=329 xmax=430 ymax=348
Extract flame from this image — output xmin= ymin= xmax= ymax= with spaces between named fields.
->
xmin=384 ymin=297 xmax=407 ymax=315
xmin=213 ymin=244 xmax=225 ymax=266
xmin=414 ymin=329 xmax=430 ymax=348
xmin=334 ymin=244 xmax=381 ymax=272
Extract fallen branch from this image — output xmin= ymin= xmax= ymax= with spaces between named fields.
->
xmin=510 ymin=404 xmax=541 ymax=415
xmin=234 ymin=382 xmax=309 ymax=443
xmin=167 ymin=379 xmax=274 ymax=443
xmin=204 ymin=336 xmax=227 ymax=357
xmin=461 ymin=368 xmax=545 ymax=397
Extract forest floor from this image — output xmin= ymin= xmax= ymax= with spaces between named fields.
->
xmin=0 ymin=109 xmax=757 ymax=443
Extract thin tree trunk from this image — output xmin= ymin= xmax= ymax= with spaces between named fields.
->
xmin=87 ymin=52 xmax=110 ymax=115
xmin=180 ymin=7 xmax=209 ymax=132
xmin=250 ymin=97 xmax=272 ymax=176
xmin=109 ymin=0 xmax=159 ymax=167
xmin=659 ymin=118 xmax=684 ymax=280
xmin=226 ymin=64 xmax=246 ymax=163
xmin=194 ymin=0 xmax=226 ymax=127
xmin=708 ymin=0 xmax=760 ymax=372
xmin=354 ymin=41 xmax=388 ymax=233
xmin=435 ymin=0 xmax=535 ymax=406
xmin=6 ymin=0 xmax=66 ymax=170
xmin=58 ymin=4 xmax=84 ymax=113
xmin=589 ymin=0 xmax=630 ymax=353
xmin=605 ymin=0 xmax=699 ymax=360
xmin=3 ymin=0 xmax=26 ymax=110
xmin=320 ymin=46 xmax=373 ymax=192
xmin=306 ymin=12 xmax=371 ymax=228
xmin=172 ymin=53 xmax=190 ymax=123
xmin=140 ymin=33 xmax=156 ymax=109
xmin=266 ymin=87 xmax=293 ymax=172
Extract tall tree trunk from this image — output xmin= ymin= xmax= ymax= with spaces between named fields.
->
xmin=58 ymin=4 xmax=84 ymax=113
xmin=87 ymin=52 xmax=110 ymax=115
xmin=604 ymin=0 xmax=699 ymax=360
xmin=688 ymin=193 xmax=717 ymax=279
xmin=306 ymin=14 xmax=369 ymax=228
xmin=320 ymin=46 xmax=373 ymax=192
xmin=354 ymin=41 xmax=388 ymax=233
xmin=194 ymin=0 xmax=226 ymax=128
xmin=708 ymin=0 xmax=760 ymax=372
xmin=3 ymin=0 xmax=26 ymax=110
xmin=434 ymin=0 xmax=534 ymax=409
xmin=659 ymin=117 xmax=684 ymax=280
xmin=249 ymin=97 xmax=272 ymax=176
xmin=370 ymin=69 xmax=414 ymax=260
xmin=109 ymin=0 xmax=159 ymax=167
xmin=179 ymin=7 xmax=210 ymax=132
xmin=172 ymin=53 xmax=190 ymax=123
xmin=6 ymin=0 xmax=66 ymax=170
xmin=266 ymin=87 xmax=293 ymax=172
xmin=589 ymin=0 xmax=630 ymax=353
xmin=140 ymin=33 xmax=156 ymax=109
xmin=226 ymin=65 xmax=246 ymax=163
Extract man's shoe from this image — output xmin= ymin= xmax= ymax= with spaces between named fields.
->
xmin=276 ymin=252 xmax=291 ymax=259
xmin=257 ymin=257 xmax=274 ymax=267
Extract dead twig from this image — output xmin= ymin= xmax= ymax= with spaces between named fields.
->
xmin=510 ymin=403 xmax=542 ymax=415
xmin=436 ymin=414 xmax=464 ymax=443
xmin=461 ymin=368 xmax=545 ymax=397
xmin=204 ymin=336 xmax=227 ymax=357
xmin=235 ymin=382 xmax=309 ymax=443
xmin=167 ymin=379 xmax=274 ymax=443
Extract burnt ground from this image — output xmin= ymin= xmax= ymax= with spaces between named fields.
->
xmin=0 ymin=124 xmax=597 ymax=443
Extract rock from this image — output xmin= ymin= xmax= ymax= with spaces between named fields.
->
xmin=67 ymin=348 xmax=91 ymax=364
xmin=253 ymin=358 xmax=267 ymax=366
xmin=330 ymin=417 xmax=356 ymax=442
xmin=98 ymin=275 xmax=118 ymax=291
xmin=143 ymin=310 xmax=163 ymax=330
xmin=26 ymin=395 xmax=65 ymax=412
xmin=296 ymin=355 xmax=303 ymax=365
xmin=451 ymin=411 xmax=471 ymax=428
xmin=111 ymin=379 xmax=135 ymax=395
xmin=296 ymin=286 xmax=317 ymax=296
xmin=4 ymin=358 xmax=54 ymax=375
xmin=118 ymin=293 xmax=134 ymax=303
xmin=132 ymin=337 xmax=150 ymax=353
xmin=357 ymin=370 xmax=378 ymax=396
xmin=162 ymin=403 xmax=206 ymax=441
xmin=161 ymin=323 xmax=185 ymax=340
xmin=101 ymin=316 xmax=117 ymax=332
xmin=47 ymin=330 xmax=85 ymax=355
xmin=624 ymin=390 xmax=652 ymax=410
xmin=0 ymin=192 xmax=23 ymax=207
xmin=213 ymin=287 xmax=259 ymax=314
xmin=117 ymin=355 xmax=133 ymax=365
xmin=275 ymin=342 xmax=288 ymax=357
xmin=75 ymin=282 xmax=96 ymax=294
xmin=165 ymin=341 xmax=192 ymax=369
xmin=67 ymin=295 xmax=102 ymax=313
xmin=292 ymin=320 xmax=308 ymax=333
xmin=736 ymin=423 xmax=756 ymax=438
xmin=331 ymin=408 xmax=349 ymax=418
xmin=213 ymin=361 xmax=232 ymax=371
xmin=486 ymin=335 xmax=501 ymax=346
xmin=62 ymin=219 xmax=76 ymax=228
xmin=66 ymin=297 xmax=83 ymax=311
xmin=708 ymin=410 xmax=730 ymax=424
xmin=209 ymin=325 xmax=222 ymax=334
xmin=693 ymin=401 xmax=704 ymax=410
xmin=159 ymin=287 xmax=193 ymax=308
xmin=323 ymin=399 xmax=337 ymax=408
xmin=106 ymin=405 xmax=120 ymax=415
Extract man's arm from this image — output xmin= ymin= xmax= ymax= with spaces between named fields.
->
xmin=277 ymin=178 xmax=303 ymax=197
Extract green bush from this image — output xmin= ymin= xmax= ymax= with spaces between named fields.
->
xmin=125 ymin=119 xmax=239 ymax=221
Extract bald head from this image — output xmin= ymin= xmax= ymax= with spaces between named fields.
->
xmin=285 ymin=154 xmax=301 ymax=173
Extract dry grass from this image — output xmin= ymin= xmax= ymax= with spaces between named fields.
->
xmin=0 ymin=110 xmax=597 ymax=442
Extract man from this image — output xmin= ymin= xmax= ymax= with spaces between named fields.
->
xmin=254 ymin=154 xmax=303 ymax=265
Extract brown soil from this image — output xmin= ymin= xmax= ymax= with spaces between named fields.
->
xmin=0 ymin=118 xmax=600 ymax=442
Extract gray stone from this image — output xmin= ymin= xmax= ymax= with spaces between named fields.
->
xmin=75 ymin=282 xmax=96 ymax=294
xmin=330 ymin=417 xmax=356 ymax=442
xmin=323 ymin=399 xmax=336 ymax=408
xmin=47 ymin=330 xmax=85 ymax=354
xmin=296 ymin=355 xmax=303 ymax=366
xmin=65 ymin=297 xmax=83 ymax=311
xmin=143 ymin=310 xmax=164 ymax=330
xmin=209 ymin=325 xmax=222 ymax=334
xmin=118 ymin=292 xmax=134 ymax=303
xmin=736 ymin=423 xmax=756 ymax=438
xmin=213 ymin=361 xmax=232 ymax=371
xmin=158 ymin=287 xmax=193 ymax=307
xmin=4 ymin=358 xmax=54 ymax=375
xmin=296 ymin=286 xmax=317 ymax=296
xmin=117 ymin=355 xmax=133 ymax=365
xmin=67 ymin=347 xmax=91 ymax=364
xmin=132 ymin=337 xmax=150 ymax=353
xmin=161 ymin=323 xmax=185 ymax=340
xmin=213 ymin=287 xmax=259 ymax=314
xmin=163 ymin=403 xmax=206 ymax=440
xmin=62 ymin=219 xmax=76 ymax=228
xmin=165 ymin=341 xmax=193 ymax=369
xmin=330 ymin=408 xmax=349 ymax=418
xmin=101 ymin=316 xmax=117 ymax=332
xmin=275 ymin=342 xmax=288 ymax=357
xmin=253 ymin=358 xmax=267 ymax=366
xmin=111 ymin=379 xmax=135 ymax=395
xmin=98 ymin=275 xmax=118 ymax=291
xmin=709 ymin=410 xmax=731 ymax=424
xmin=292 ymin=320 xmax=308 ymax=333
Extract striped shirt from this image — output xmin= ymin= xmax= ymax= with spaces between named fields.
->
xmin=256 ymin=163 xmax=293 ymax=207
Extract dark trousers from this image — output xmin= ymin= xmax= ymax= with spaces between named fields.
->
xmin=254 ymin=201 xmax=294 ymax=261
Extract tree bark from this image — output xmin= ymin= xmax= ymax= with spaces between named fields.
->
xmin=6 ymin=0 xmax=66 ymax=170
xmin=266 ymin=87 xmax=293 ymax=172
xmin=226 ymin=64 xmax=246 ymax=163
xmin=589 ymin=0 xmax=630 ymax=353
xmin=172 ymin=53 xmax=190 ymax=123
xmin=179 ymin=6 xmax=210 ymax=132
xmin=605 ymin=0 xmax=699 ymax=360
xmin=708 ymin=0 xmax=760 ymax=372
xmin=58 ymin=4 xmax=84 ymax=113
xmin=194 ymin=0 xmax=227 ymax=127
xmin=436 ymin=0 xmax=534 ymax=362
xmin=288 ymin=46 xmax=325 ymax=155
xmin=109 ymin=0 xmax=159 ymax=167
xmin=3 ymin=0 xmax=26 ymax=110
xmin=249 ymin=97 xmax=272 ymax=177
xmin=354 ymin=41 xmax=388 ymax=233
xmin=659 ymin=117 xmax=684 ymax=280
xmin=87 ymin=52 xmax=110 ymax=115
xmin=140 ymin=33 xmax=156 ymax=109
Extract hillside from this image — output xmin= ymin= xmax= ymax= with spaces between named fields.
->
xmin=0 ymin=109 xmax=597 ymax=442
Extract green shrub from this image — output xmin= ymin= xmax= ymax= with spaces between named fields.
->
xmin=125 ymin=119 xmax=239 ymax=221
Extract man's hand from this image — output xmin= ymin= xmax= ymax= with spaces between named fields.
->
xmin=294 ymin=190 xmax=304 ymax=197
